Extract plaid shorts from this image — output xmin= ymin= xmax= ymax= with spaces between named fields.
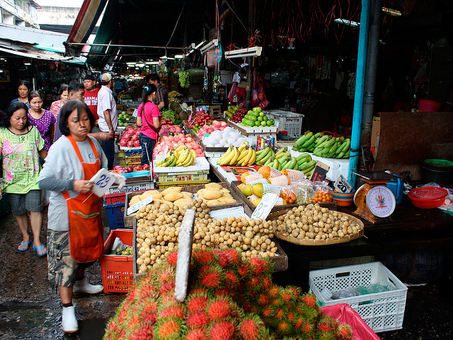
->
xmin=47 ymin=230 xmax=79 ymax=288
xmin=8 ymin=190 xmax=42 ymax=215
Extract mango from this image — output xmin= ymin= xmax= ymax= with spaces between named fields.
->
xmin=242 ymin=184 xmax=253 ymax=197
xmin=252 ymin=183 xmax=264 ymax=198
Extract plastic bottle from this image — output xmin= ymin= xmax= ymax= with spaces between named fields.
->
xmin=284 ymin=96 xmax=290 ymax=108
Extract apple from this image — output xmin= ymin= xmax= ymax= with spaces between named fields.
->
xmin=133 ymin=140 xmax=140 ymax=147
xmin=253 ymin=107 xmax=262 ymax=113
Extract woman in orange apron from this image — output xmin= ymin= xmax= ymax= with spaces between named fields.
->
xmin=39 ymin=99 xmax=124 ymax=333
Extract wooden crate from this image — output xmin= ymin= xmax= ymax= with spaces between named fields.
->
xmin=230 ymin=180 xmax=337 ymax=214
xmin=124 ymin=182 xmax=244 ymax=228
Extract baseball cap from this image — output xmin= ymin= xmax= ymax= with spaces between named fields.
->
xmin=100 ymin=73 xmax=112 ymax=84
xmin=84 ymin=74 xmax=96 ymax=81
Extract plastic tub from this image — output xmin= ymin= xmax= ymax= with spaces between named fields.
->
xmin=417 ymin=99 xmax=441 ymax=112
xmin=332 ymin=190 xmax=355 ymax=207
xmin=408 ymin=187 xmax=448 ymax=209
xmin=419 ymin=159 xmax=453 ymax=185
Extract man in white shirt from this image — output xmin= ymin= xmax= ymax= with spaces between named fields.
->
xmin=97 ymin=73 xmax=118 ymax=169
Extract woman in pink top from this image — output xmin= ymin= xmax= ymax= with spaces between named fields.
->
xmin=49 ymin=84 xmax=69 ymax=119
xmin=136 ymin=84 xmax=161 ymax=165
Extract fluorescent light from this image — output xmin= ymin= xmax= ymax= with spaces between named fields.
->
xmin=200 ymin=39 xmax=218 ymax=54
xmin=174 ymin=55 xmax=184 ymax=59
xmin=334 ymin=18 xmax=360 ymax=27
xmin=126 ymin=62 xmax=135 ymax=67
xmin=224 ymin=46 xmax=262 ymax=59
xmin=135 ymin=63 xmax=145 ymax=67
xmin=146 ymin=61 xmax=159 ymax=65
xmin=195 ymin=40 xmax=206 ymax=49
xmin=382 ymin=7 xmax=402 ymax=16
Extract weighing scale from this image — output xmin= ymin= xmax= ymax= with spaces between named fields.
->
xmin=353 ymin=171 xmax=397 ymax=224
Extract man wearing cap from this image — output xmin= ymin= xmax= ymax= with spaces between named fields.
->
xmin=83 ymin=74 xmax=99 ymax=122
xmin=97 ymin=73 xmax=118 ymax=169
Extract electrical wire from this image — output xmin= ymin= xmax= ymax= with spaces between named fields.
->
xmin=166 ymin=0 xmax=187 ymax=48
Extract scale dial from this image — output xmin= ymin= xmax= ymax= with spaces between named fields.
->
xmin=366 ymin=185 xmax=396 ymax=218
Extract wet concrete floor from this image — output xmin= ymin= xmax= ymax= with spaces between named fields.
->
xmin=1 ymin=208 xmax=453 ymax=339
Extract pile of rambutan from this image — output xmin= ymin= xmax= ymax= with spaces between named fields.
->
xmin=103 ymin=247 xmax=353 ymax=340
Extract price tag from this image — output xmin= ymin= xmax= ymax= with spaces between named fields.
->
xmin=127 ymin=195 xmax=154 ymax=215
xmin=309 ymin=161 xmax=330 ymax=182
xmin=251 ymin=193 xmax=279 ymax=220
xmin=90 ymin=169 xmax=115 ymax=197
xmin=334 ymin=174 xmax=353 ymax=193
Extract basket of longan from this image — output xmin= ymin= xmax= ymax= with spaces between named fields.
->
xmin=268 ymin=204 xmax=364 ymax=246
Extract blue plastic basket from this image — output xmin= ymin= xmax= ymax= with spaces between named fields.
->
xmin=104 ymin=202 xmax=125 ymax=229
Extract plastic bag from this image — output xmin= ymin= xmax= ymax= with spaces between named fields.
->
xmin=417 ymin=182 xmax=453 ymax=203
xmin=228 ymin=82 xmax=238 ymax=102
xmin=280 ymin=186 xmax=297 ymax=204
xmin=312 ymin=181 xmax=333 ymax=203
xmin=252 ymin=88 xmax=260 ymax=107
xmin=244 ymin=173 xmax=264 ymax=184
xmin=294 ymin=185 xmax=315 ymax=204
xmin=281 ymin=169 xmax=305 ymax=183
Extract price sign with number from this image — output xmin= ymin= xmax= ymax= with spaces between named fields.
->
xmin=334 ymin=174 xmax=353 ymax=193
xmin=251 ymin=193 xmax=279 ymax=220
xmin=309 ymin=161 xmax=330 ymax=182
xmin=90 ymin=168 xmax=115 ymax=197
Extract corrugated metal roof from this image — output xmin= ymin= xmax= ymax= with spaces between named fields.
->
xmin=0 ymin=22 xmax=67 ymax=53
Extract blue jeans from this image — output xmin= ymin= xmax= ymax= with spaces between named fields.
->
xmin=139 ymin=134 xmax=156 ymax=166
xmin=101 ymin=138 xmax=115 ymax=170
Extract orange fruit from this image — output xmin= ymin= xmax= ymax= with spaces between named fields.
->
xmin=241 ymin=171 xmax=250 ymax=183
xmin=258 ymin=166 xmax=271 ymax=179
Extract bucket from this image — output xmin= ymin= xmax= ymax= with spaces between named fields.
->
xmin=419 ymin=159 xmax=453 ymax=185
xmin=417 ymin=99 xmax=441 ymax=112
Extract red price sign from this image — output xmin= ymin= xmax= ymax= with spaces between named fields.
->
xmin=309 ymin=161 xmax=330 ymax=182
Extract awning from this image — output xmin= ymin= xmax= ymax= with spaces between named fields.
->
xmin=66 ymin=0 xmax=108 ymax=56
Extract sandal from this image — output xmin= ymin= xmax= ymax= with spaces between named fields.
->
xmin=33 ymin=244 xmax=47 ymax=257
xmin=18 ymin=241 xmax=31 ymax=252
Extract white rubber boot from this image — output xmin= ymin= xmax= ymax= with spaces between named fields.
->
xmin=62 ymin=306 xmax=78 ymax=333
xmin=72 ymin=277 xmax=104 ymax=294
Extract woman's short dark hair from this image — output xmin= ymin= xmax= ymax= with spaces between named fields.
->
xmin=1 ymin=101 xmax=29 ymax=128
xmin=59 ymin=99 xmax=95 ymax=136
xmin=58 ymin=84 xmax=69 ymax=96
xmin=28 ymin=90 xmax=43 ymax=103
xmin=18 ymin=80 xmax=31 ymax=91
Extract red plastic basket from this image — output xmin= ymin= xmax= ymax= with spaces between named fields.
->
xmin=104 ymin=192 xmax=126 ymax=205
xmin=408 ymin=187 xmax=448 ymax=209
xmin=100 ymin=229 xmax=134 ymax=293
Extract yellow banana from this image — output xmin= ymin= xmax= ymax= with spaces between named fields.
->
xmin=183 ymin=152 xmax=194 ymax=166
xmin=217 ymin=146 xmax=233 ymax=165
xmin=190 ymin=149 xmax=196 ymax=160
xmin=176 ymin=149 xmax=190 ymax=166
xmin=228 ymin=147 xmax=240 ymax=165
xmin=247 ymin=149 xmax=256 ymax=166
xmin=240 ymin=147 xmax=253 ymax=166
xmin=238 ymin=141 xmax=249 ymax=154
xmin=223 ymin=147 xmax=238 ymax=166
xmin=236 ymin=147 xmax=250 ymax=165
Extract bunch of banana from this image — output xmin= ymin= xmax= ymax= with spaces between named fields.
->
xmin=255 ymin=146 xmax=275 ymax=165
xmin=293 ymin=130 xmax=351 ymax=158
xmin=235 ymin=146 xmax=256 ymax=166
xmin=313 ymin=137 xmax=350 ymax=159
xmin=297 ymin=153 xmax=316 ymax=177
xmin=217 ymin=145 xmax=239 ymax=166
xmin=292 ymin=131 xmax=323 ymax=152
xmin=175 ymin=146 xmax=196 ymax=167
xmin=156 ymin=150 xmax=177 ymax=167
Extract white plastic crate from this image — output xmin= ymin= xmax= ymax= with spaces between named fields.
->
xmin=268 ymin=111 xmax=304 ymax=138
xmin=309 ymin=261 xmax=407 ymax=333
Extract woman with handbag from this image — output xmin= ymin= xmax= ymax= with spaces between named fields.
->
xmin=136 ymin=84 xmax=161 ymax=165
xmin=38 ymin=99 xmax=124 ymax=333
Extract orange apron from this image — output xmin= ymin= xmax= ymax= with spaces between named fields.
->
xmin=62 ymin=135 xmax=104 ymax=263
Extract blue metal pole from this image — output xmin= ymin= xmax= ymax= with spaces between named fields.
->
xmin=348 ymin=0 xmax=371 ymax=187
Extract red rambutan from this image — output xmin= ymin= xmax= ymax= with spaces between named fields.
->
xmin=302 ymin=293 xmax=318 ymax=308
xmin=214 ymin=288 xmax=232 ymax=297
xmin=302 ymin=320 xmax=314 ymax=334
xmin=242 ymin=301 xmax=252 ymax=313
xmin=268 ymin=285 xmax=280 ymax=298
xmin=200 ymin=270 xmax=223 ymax=290
xmin=246 ymin=275 xmax=262 ymax=291
xmin=250 ymin=257 xmax=271 ymax=275
xmin=208 ymin=320 xmax=236 ymax=340
xmin=277 ymin=320 xmax=291 ymax=334
xmin=294 ymin=317 xmax=305 ymax=329
xmin=188 ymin=287 xmax=209 ymax=296
xmin=159 ymin=304 xmax=185 ymax=320
xmin=186 ymin=328 xmax=208 ymax=340
xmin=158 ymin=269 xmax=175 ymax=285
xmin=318 ymin=322 xmax=333 ymax=332
xmin=224 ymin=271 xmax=239 ymax=289
xmin=287 ymin=310 xmax=295 ymax=322
xmin=274 ymin=308 xmax=285 ymax=320
xmin=186 ymin=311 xmax=210 ymax=329
xmin=186 ymin=295 xmax=209 ymax=315
xmin=261 ymin=276 xmax=272 ymax=290
xmin=118 ymin=309 xmax=128 ymax=323
xmin=159 ymin=281 xmax=176 ymax=296
xmin=280 ymin=289 xmax=293 ymax=304
xmin=257 ymin=293 xmax=270 ymax=306
xmin=260 ymin=305 xmax=274 ymax=319
xmin=154 ymin=319 xmax=181 ymax=339
xmin=336 ymin=323 xmax=353 ymax=339
xmin=166 ymin=250 xmax=178 ymax=267
xmin=238 ymin=314 xmax=265 ymax=340
xmin=129 ymin=321 xmax=154 ymax=340
xmin=216 ymin=252 xmax=231 ymax=268
xmin=207 ymin=299 xmax=233 ymax=321
xmin=193 ymin=249 xmax=216 ymax=266
xmin=222 ymin=248 xmax=241 ymax=265
xmin=270 ymin=297 xmax=283 ymax=307
xmin=237 ymin=261 xmax=252 ymax=278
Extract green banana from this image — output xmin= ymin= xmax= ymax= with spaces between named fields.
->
xmin=301 ymin=135 xmax=316 ymax=148
xmin=275 ymin=151 xmax=290 ymax=160
xmin=296 ymin=153 xmax=311 ymax=162
xmin=258 ymin=150 xmax=273 ymax=165
xmin=275 ymin=146 xmax=288 ymax=155
xmin=315 ymin=135 xmax=328 ymax=146
xmin=299 ymin=160 xmax=316 ymax=171
xmin=255 ymin=147 xmax=271 ymax=163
